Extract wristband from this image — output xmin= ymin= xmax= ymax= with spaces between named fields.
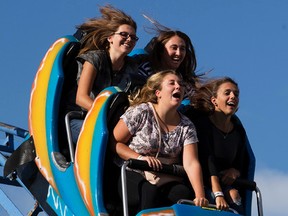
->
xmin=137 ymin=155 xmax=143 ymax=159
xmin=214 ymin=191 xmax=224 ymax=198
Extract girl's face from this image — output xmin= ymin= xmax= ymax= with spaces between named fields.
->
xmin=108 ymin=24 xmax=137 ymax=55
xmin=161 ymin=35 xmax=186 ymax=70
xmin=156 ymin=73 xmax=184 ymax=107
xmin=212 ymin=82 xmax=239 ymax=115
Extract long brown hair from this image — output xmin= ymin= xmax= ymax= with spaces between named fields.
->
xmin=190 ymin=77 xmax=239 ymax=115
xmin=143 ymin=16 xmax=197 ymax=86
xmin=77 ymin=5 xmax=137 ymax=54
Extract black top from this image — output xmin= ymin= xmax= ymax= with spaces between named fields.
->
xmin=184 ymin=106 xmax=248 ymax=186
xmin=63 ymin=50 xmax=144 ymax=114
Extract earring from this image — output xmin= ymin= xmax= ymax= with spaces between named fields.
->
xmin=107 ymin=37 xmax=113 ymax=44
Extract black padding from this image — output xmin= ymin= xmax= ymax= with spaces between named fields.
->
xmin=127 ymin=159 xmax=186 ymax=177
xmin=4 ymin=136 xmax=35 ymax=177
xmin=107 ymin=92 xmax=130 ymax=132
xmin=104 ymin=91 xmax=130 ymax=214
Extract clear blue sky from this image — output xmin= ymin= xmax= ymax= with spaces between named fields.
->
xmin=1 ymin=0 xmax=287 ymax=215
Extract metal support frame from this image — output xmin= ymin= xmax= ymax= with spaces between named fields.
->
xmin=65 ymin=111 xmax=85 ymax=163
xmin=121 ymin=161 xmax=129 ymax=216
xmin=255 ymin=186 xmax=264 ymax=216
xmin=0 ymin=122 xmax=39 ymax=216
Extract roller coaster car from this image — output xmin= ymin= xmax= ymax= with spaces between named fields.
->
xmin=1 ymin=35 xmax=263 ymax=216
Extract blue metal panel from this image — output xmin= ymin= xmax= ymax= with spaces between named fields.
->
xmin=0 ymin=189 xmax=22 ymax=216
xmin=90 ymin=87 xmax=121 ymax=214
xmin=44 ymin=36 xmax=89 ymax=215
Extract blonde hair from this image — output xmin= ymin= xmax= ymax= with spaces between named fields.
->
xmin=130 ymin=70 xmax=181 ymax=106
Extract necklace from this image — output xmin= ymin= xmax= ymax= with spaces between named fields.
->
xmin=155 ymin=112 xmax=169 ymax=132
xmin=222 ymin=124 xmax=231 ymax=139
xmin=214 ymin=122 xmax=232 ymax=139
xmin=154 ymin=110 xmax=171 ymax=140
xmin=210 ymin=116 xmax=232 ymax=139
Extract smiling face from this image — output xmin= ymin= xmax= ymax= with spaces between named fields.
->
xmin=108 ymin=24 xmax=137 ymax=55
xmin=156 ymin=73 xmax=184 ymax=108
xmin=211 ymin=82 xmax=239 ymax=115
xmin=161 ymin=35 xmax=186 ymax=70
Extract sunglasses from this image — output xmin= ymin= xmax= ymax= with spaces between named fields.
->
xmin=114 ymin=32 xmax=139 ymax=42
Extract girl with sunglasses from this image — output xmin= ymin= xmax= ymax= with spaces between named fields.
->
xmin=64 ymin=5 xmax=140 ymax=144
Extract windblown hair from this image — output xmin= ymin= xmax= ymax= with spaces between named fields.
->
xmin=77 ymin=5 xmax=137 ymax=54
xmin=130 ymin=70 xmax=180 ymax=106
xmin=190 ymin=77 xmax=239 ymax=115
xmin=143 ymin=16 xmax=197 ymax=86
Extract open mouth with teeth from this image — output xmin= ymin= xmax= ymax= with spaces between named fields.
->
xmin=123 ymin=42 xmax=132 ymax=48
xmin=171 ymin=57 xmax=182 ymax=65
xmin=227 ymin=101 xmax=237 ymax=107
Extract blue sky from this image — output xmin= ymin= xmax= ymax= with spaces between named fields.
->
xmin=0 ymin=0 xmax=287 ymax=215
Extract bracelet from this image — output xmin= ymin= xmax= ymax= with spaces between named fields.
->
xmin=214 ymin=191 xmax=224 ymax=198
xmin=137 ymin=155 xmax=143 ymax=159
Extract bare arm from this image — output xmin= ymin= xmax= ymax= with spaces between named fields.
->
xmin=111 ymin=119 xmax=162 ymax=169
xmin=76 ymin=61 xmax=97 ymax=110
xmin=183 ymin=143 xmax=208 ymax=207
xmin=111 ymin=119 xmax=139 ymax=160
xmin=211 ymin=175 xmax=229 ymax=210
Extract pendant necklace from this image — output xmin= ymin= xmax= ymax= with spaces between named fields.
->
xmin=155 ymin=111 xmax=171 ymax=141
xmin=210 ymin=116 xmax=232 ymax=139
xmin=222 ymin=123 xmax=231 ymax=139
xmin=216 ymin=122 xmax=231 ymax=139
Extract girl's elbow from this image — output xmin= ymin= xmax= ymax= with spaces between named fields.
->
xmin=183 ymin=162 xmax=193 ymax=172
xmin=76 ymin=94 xmax=90 ymax=110
xmin=75 ymin=92 xmax=83 ymax=106
xmin=184 ymin=160 xmax=201 ymax=171
xmin=75 ymin=97 xmax=81 ymax=106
